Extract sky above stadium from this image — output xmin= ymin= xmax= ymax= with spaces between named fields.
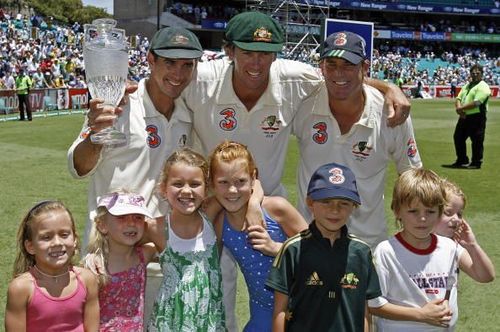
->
xmin=82 ymin=0 xmax=113 ymax=14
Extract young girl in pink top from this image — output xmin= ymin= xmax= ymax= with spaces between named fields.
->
xmin=5 ymin=200 xmax=99 ymax=332
xmin=83 ymin=191 xmax=158 ymax=331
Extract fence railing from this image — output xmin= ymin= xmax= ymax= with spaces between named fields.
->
xmin=0 ymin=88 xmax=89 ymax=115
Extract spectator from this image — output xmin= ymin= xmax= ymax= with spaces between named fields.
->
xmin=15 ymin=68 xmax=32 ymax=121
xmin=31 ymin=67 xmax=46 ymax=88
xmin=4 ymin=70 xmax=15 ymax=89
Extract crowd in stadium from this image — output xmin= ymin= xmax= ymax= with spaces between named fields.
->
xmin=0 ymin=6 xmax=498 ymax=91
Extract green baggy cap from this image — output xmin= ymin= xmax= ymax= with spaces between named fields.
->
xmin=225 ymin=12 xmax=284 ymax=52
xmin=149 ymin=27 xmax=203 ymax=59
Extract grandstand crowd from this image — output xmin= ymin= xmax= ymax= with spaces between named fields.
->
xmin=0 ymin=6 xmax=498 ymax=92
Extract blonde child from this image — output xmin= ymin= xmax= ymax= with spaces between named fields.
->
xmin=83 ymin=191 xmax=158 ymax=331
xmin=146 ymin=148 xmax=225 ymax=331
xmin=433 ymin=179 xmax=466 ymax=238
xmin=209 ymin=141 xmax=308 ymax=332
xmin=369 ymin=168 xmax=495 ymax=331
xmin=5 ymin=200 xmax=99 ymax=331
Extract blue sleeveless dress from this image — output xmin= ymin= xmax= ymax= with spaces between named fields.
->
xmin=222 ymin=209 xmax=287 ymax=332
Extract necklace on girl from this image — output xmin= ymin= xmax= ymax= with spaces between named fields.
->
xmin=33 ymin=265 xmax=70 ymax=283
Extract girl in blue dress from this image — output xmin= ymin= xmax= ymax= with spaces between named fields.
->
xmin=209 ymin=141 xmax=308 ymax=332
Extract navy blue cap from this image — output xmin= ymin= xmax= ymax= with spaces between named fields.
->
xmin=307 ymin=162 xmax=361 ymax=204
xmin=320 ymin=31 xmax=367 ymax=64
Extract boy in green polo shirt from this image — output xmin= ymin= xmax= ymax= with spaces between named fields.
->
xmin=266 ymin=162 xmax=381 ymax=331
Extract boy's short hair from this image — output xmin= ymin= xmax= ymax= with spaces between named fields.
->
xmin=391 ymin=168 xmax=446 ymax=215
xmin=307 ymin=162 xmax=361 ymax=204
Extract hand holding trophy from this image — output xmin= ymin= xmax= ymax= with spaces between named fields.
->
xmin=84 ymin=18 xmax=128 ymax=145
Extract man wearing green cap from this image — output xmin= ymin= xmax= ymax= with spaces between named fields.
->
xmin=67 ymin=26 xmax=203 ymax=323
xmin=180 ymin=12 xmax=411 ymax=331
xmin=183 ymin=11 xmax=410 ymax=198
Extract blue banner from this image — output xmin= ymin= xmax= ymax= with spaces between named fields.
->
xmin=293 ymin=0 xmax=498 ymax=15
xmin=201 ymin=19 xmax=228 ymax=30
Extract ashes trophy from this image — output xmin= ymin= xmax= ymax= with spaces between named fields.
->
xmin=84 ymin=18 xmax=128 ymax=145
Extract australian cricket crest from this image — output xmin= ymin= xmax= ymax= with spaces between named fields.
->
xmin=352 ymin=141 xmax=373 ymax=161
xmin=260 ymin=115 xmax=282 ymax=138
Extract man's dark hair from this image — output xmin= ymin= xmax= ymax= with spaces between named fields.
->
xmin=470 ymin=64 xmax=483 ymax=74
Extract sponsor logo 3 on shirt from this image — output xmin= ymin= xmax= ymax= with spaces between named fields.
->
xmin=305 ymin=271 xmax=323 ymax=286
xmin=146 ymin=124 xmax=161 ymax=148
xmin=340 ymin=272 xmax=359 ymax=289
xmin=219 ymin=108 xmax=237 ymax=131
xmin=312 ymin=122 xmax=328 ymax=144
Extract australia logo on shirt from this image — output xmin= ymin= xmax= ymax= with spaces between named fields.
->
xmin=352 ymin=141 xmax=373 ymax=160
xmin=260 ymin=115 xmax=281 ymax=138
xmin=407 ymin=137 xmax=418 ymax=158
xmin=219 ymin=108 xmax=237 ymax=131
xmin=340 ymin=272 xmax=359 ymax=289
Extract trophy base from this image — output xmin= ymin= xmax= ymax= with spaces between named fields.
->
xmin=91 ymin=127 xmax=127 ymax=146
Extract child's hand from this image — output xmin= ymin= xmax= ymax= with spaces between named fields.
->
xmin=247 ymin=225 xmax=281 ymax=256
xmin=420 ymin=298 xmax=452 ymax=327
xmin=82 ymin=253 xmax=105 ymax=276
xmin=454 ymin=219 xmax=477 ymax=248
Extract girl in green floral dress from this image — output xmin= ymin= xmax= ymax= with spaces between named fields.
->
xmin=146 ymin=148 xmax=225 ymax=331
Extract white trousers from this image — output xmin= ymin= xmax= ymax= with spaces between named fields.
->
xmin=144 ymin=262 xmax=162 ymax=330
xmin=221 ymin=246 xmax=239 ymax=332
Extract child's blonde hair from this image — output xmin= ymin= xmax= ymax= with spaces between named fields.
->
xmin=441 ymin=178 xmax=467 ymax=209
xmin=391 ymin=168 xmax=447 ymax=216
xmin=159 ymin=148 xmax=209 ymax=194
xmin=84 ymin=206 xmax=111 ymax=286
xmin=209 ymin=141 xmax=257 ymax=181
xmin=13 ymin=200 xmax=79 ymax=278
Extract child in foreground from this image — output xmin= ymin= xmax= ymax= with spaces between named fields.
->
xmin=5 ymin=201 xmax=99 ymax=331
xmin=209 ymin=141 xmax=308 ymax=331
xmin=146 ymin=148 xmax=225 ymax=331
xmin=369 ymin=168 xmax=495 ymax=331
xmin=83 ymin=191 xmax=158 ymax=331
xmin=266 ymin=162 xmax=382 ymax=331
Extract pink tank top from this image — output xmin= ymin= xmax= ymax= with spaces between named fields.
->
xmin=27 ymin=267 xmax=87 ymax=332
xmin=99 ymin=246 xmax=146 ymax=331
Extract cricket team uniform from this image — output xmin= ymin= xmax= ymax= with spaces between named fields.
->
xmin=266 ymin=223 xmax=382 ymax=331
xmin=369 ymin=233 xmax=465 ymax=331
xmin=293 ymin=84 xmax=422 ymax=248
xmin=183 ymin=58 xmax=322 ymax=196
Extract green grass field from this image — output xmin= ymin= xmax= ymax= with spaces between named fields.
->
xmin=1 ymin=99 xmax=499 ymax=330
